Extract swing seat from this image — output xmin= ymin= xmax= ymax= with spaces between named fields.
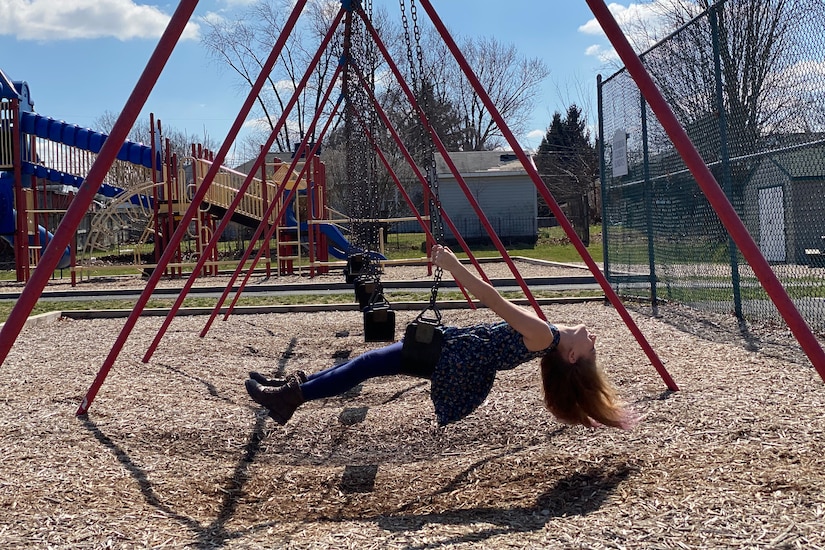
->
xmin=354 ymin=278 xmax=374 ymax=307
xmin=363 ymin=302 xmax=396 ymax=342
xmin=355 ymin=279 xmax=384 ymax=310
xmin=344 ymin=254 xmax=366 ymax=284
xmin=400 ymin=317 xmax=443 ymax=378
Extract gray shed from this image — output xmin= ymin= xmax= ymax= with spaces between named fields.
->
xmin=744 ymin=140 xmax=825 ymax=265
xmin=434 ymin=151 xmax=538 ymax=244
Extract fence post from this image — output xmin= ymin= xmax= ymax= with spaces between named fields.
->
xmin=710 ymin=6 xmax=743 ymax=320
xmin=597 ymin=74 xmax=611 ymax=284
xmin=640 ymin=91 xmax=659 ymax=314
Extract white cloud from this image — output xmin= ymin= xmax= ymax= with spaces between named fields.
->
xmin=783 ymin=59 xmax=825 ymax=93
xmin=585 ymin=44 xmax=621 ymax=65
xmin=201 ymin=11 xmax=227 ymax=26
xmin=0 ymin=0 xmax=200 ymax=41
xmin=273 ymin=79 xmax=297 ymax=94
xmin=220 ymin=0 xmax=258 ymax=6
xmin=243 ymin=117 xmax=268 ymax=131
xmin=579 ymin=2 xmax=667 ymax=37
xmin=580 ymin=1 xmax=673 ymax=61
xmin=526 ymin=129 xmax=545 ymax=141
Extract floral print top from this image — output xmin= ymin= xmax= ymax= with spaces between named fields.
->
xmin=429 ymin=321 xmax=560 ymax=426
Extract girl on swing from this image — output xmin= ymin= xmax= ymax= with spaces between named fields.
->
xmin=245 ymin=245 xmax=636 ymax=429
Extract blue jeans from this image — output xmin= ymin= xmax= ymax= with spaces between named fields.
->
xmin=300 ymin=342 xmax=406 ymax=401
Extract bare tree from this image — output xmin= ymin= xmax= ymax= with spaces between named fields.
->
xmin=200 ymin=0 xmax=345 ymax=161
xmin=645 ymin=0 xmax=797 ymax=141
xmin=199 ymin=1 xmax=550 ymax=220
xmin=448 ymin=35 xmax=550 ymax=151
xmin=628 ymin=0 xmax=805 ymax=211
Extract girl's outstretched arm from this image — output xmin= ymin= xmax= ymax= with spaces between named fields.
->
xmin=431 ymin=245 xmax=554 ymax=351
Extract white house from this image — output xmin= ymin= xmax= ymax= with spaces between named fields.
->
xmin=432 ymin=151 xmax=538 ymax=244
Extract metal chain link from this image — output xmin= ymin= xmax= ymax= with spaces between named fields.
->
xmin=428 ymin=265 xmax=442 ymax=311
xmin=404 ymin=0 xmax=444 ymax=309
xmin=344 ymin=0 xmax=383 ymax=273
xmin=409 ymin=0 xmax=443 ymax=247
xmin=400 ymin=0 xmax=417 ymax=86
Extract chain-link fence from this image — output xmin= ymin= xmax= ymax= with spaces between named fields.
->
xmin=599 ymin=0 xmax=825 ymax=333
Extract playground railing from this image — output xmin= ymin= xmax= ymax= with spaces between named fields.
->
xmin=0 ymin=101 xmax=13 ymax=169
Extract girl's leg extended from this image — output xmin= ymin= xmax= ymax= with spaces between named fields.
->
xmin=301 ymin=342 xmax=404 ymax=400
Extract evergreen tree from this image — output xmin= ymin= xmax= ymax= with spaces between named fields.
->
xmin=534 ymin=105 xmax=598 ymax=246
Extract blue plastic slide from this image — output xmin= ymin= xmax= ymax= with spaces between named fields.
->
xmin=0 ymin=214 xmax=72 ymax=270
xmin=280 ymin=201 xmax=385 ymax=260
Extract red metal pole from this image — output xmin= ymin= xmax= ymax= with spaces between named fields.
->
xmin=10 ymin=98 xmax=27 ymax=282
xmin=417 ymin=0 xmax=678 ymax=390
xmin=75 ymin=0 xmax=311 ymax=413
xmin=0 ymin=0 xmax=199 ymax=369
xmin=316 ymin=158 xmax=329 ymax=274
xmin=260 ymin=146 xmax=271 ymax=278
xmin=149 ymin=114 xmax=160 ymax=270
xmin=144 ymin=55 xmax=343 ymax=359
xmin=221 ymin=96 xmax=343 ymax=320
xmin=169 ymin=150 xmax=181 ymax=277
xmin=585 ymin=0 xmax=825 ymax=378
xmin=69 ymin=191 xmax=76 ymax=286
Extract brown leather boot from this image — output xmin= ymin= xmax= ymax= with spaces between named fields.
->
xmin=248 ymin=370 xmax=307 ymax=387
xmin=245 ymin=378 xmax=305 ymax=425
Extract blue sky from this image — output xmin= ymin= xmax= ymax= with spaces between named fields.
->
xmin=0 ymin=0 xmax=662 ymax=158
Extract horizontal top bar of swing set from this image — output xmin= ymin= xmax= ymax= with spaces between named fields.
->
xmin=310 ymin=216 xmax=428 ymax=224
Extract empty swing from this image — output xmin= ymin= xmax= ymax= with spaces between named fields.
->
xmin=363 ymin=279 xmax=396 ymax=342
xmin=344 ymin=252 xmax=366 ymax=284
xmin=347 ymin=251 xmax=396 ymax=342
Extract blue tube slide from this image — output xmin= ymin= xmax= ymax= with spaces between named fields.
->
xmin=20 ymin=112 xmax=161 ymax=170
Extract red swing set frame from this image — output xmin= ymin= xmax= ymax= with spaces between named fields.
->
xmin=2 ymin=0 xmax=824 ymax=416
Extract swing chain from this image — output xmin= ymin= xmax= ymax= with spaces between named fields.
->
xmin=428 ymin=266 xmax=442 ymax=310
xmin=402 ymin=0 xmax=444 ymax=313
xmin=400 ymin=0 xmax=416 ymax=85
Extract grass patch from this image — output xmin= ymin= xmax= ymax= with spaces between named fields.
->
xmin=382 ymin=226 xmax=603 ymax=263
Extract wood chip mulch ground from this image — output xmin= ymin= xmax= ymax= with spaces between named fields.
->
xmin=2 ymin=262 xmax=825 ymax=549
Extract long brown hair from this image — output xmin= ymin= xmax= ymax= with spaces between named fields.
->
xmin=540 ymin=350 xmax=636 ymax=429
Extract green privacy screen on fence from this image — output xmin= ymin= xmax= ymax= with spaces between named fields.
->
xmin=598 ymin=0 xmax=825 ymax=332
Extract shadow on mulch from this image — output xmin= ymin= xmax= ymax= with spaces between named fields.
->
xmin=79 ymin=413 xmax=271 ymax=549
xmin=375 ymin=462 xmax=634 ymax=536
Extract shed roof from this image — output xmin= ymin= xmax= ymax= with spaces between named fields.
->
xmin=768 ymin=142 xmax=825 ymax=179
xmin=435 ymin=151 xmax=531 ymax=177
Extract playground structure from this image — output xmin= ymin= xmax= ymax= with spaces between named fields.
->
xmin=0 ymin=0 xmax=822 ymax=419
xmin=0 ymin=69 xmax=365 ymax=282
